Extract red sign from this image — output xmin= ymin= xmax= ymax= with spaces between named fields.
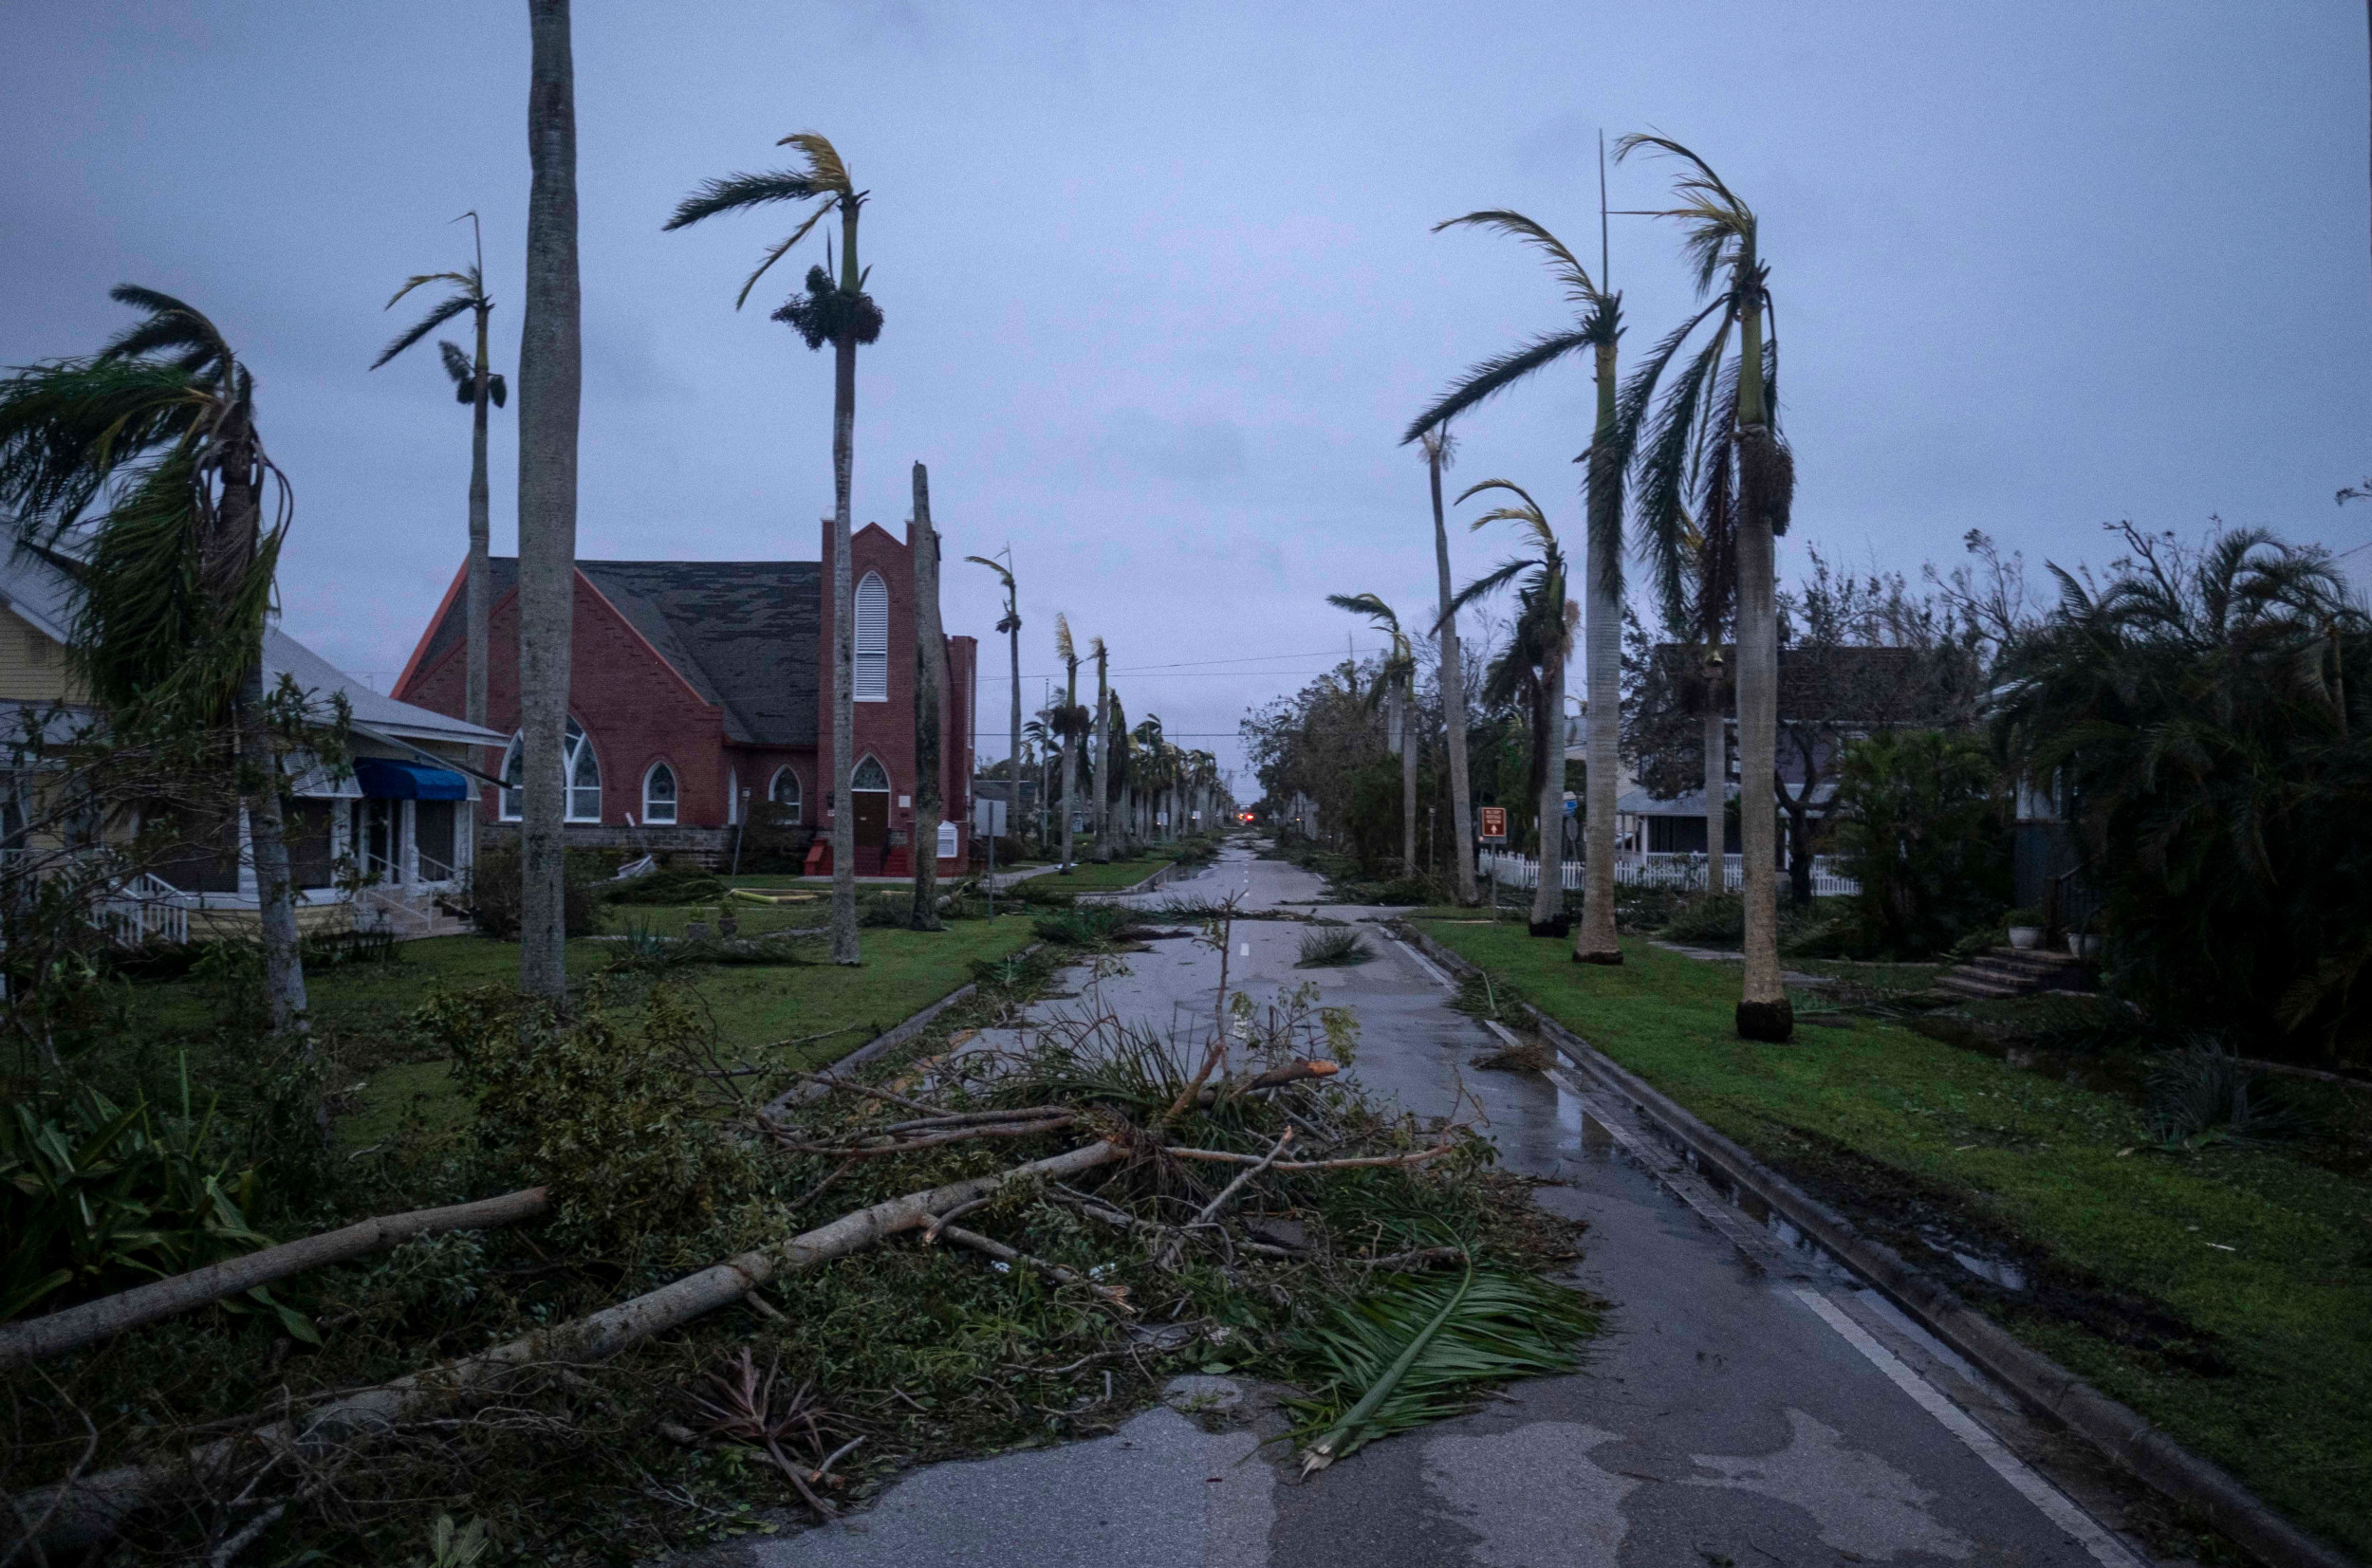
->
xmin=1478 ymin=806 xmax=1508 ymax=841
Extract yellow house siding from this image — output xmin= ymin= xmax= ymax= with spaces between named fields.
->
xmin=0 ymin=611 xmax=81 ymax=704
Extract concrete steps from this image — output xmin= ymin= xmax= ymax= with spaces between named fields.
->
xmin=1929 ymin=946 xmax=2090 ymax=1001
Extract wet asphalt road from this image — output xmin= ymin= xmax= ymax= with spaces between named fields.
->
xmin=744 ymin=843 xmax=2161 ymax=1568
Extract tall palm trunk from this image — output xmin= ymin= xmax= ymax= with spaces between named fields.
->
xmin=1732 ymin=283 xmax=1790 ymax=1041
xmin=517 ymin=0 xmax=580 ymax=1003
xmin=908 ymin=462 xmax=943 ymax=931
xmin=1399 ymin=684 xmax=1418 ymax=872
xmin=1091 ymin=651 xmax=1110 ymax=863
xmin=467 ymin=304 xmax=492 ymax=734
xmin=826 ymin=202 xmax=862 ymax=965
xmin=1531 ymin=649 xmax=1566 ymax=926
xmin=1429 ymin=447 xmax=1478 ymax=904
xmin=1007 ymin=626 xmax=1021 ymax=858
xmin=1702 ymin=665 xmax=1726 ymax=891
xmin=213 ymin=410 xmax=307 ymax=1033
xmin=1059 ymin=662 xmax=1079 ymax=870
xmin=1575 ymin=338 xmax=1625 ymax=964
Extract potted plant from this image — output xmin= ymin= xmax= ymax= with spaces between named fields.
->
xmin=2066 ymin=917 xmax=2100 ymax=961
xmin=716 ymin=900 xmax=738 ymax=939
xmin=2005 ymin=908 xmax=2045 ymax=950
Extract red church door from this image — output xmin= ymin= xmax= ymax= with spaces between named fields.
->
xmin=851 ymin=757 xmax=891 ymax=876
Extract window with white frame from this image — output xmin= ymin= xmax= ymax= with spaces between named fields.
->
xmin=852 ymin=754 xmax=890 ymax=793
xmin=854 ymin=571 xmax=889 ymax=702
xmin=769 ymin=766 xmax=802 ymax=823
xmin=642 ymin=762 xmax=678 ymax=824
xmin=500 ymin=718 xmax=602 ymax=822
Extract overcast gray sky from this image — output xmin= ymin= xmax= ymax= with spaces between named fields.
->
xmin=7 ymin=2 xmax=2369 ymax=784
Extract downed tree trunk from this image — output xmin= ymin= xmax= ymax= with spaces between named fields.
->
xmin=14 ymin=1142 xmax=1126 ymax=1553
xmin=0 ymin=1188 xmax=552 ymax=1372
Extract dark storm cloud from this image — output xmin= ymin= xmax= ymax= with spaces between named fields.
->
xmin=5 ymin=1 xmax=2368 ymax=780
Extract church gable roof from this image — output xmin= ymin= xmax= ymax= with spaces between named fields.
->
xmin=417 ymin=557 xmax=823 ymax=747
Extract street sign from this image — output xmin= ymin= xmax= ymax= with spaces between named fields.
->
xmin=1479 ymin=805 xmax=1508 ymax=841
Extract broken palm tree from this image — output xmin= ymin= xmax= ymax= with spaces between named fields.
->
xmin=9 ymin=948 xmax=1589 ymax=1558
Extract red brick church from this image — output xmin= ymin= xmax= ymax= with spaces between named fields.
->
xmin=393 ymin=518 xmax=976 ymax=876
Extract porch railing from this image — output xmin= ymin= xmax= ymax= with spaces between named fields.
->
xmin=94 ymin=872 xmax=193 ymax=948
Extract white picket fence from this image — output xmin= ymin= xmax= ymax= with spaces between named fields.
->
xmin=1478 ymin=849 xmax=1860 ymax=898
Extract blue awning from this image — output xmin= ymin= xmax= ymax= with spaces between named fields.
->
xmin=352 ymin=758 xmax=469 ymax=801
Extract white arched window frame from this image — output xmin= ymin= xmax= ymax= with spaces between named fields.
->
xmin=500 ymin=719 xmax=602 ymax=822
xmin=641 ymin=761 xmax=678 ymax=825
xmin=852 ymin=754 xmax=890 ymax=794
xmin=769 ymin=766 xmax=803 ymax=824
xmin=853 ymin=571 xmax=889 ymax=702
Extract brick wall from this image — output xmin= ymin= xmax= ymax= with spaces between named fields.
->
xmin=816 ymin=522 xmax=971 ymax=863
xmin=398 ymin=571 xmax=732 ymax=831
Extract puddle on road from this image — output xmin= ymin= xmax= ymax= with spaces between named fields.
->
xmin=1555 ymin=1087 xmax=2037 ymax=1298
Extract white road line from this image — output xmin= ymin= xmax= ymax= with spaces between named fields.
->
xmin=1390 ymin=938 xmax=1455 ymax=989
xmin=1544 ymin=1066 xmax=2143 ymax=1567
xmin=1790 ymin=1288 xmax=2148 ymax=1568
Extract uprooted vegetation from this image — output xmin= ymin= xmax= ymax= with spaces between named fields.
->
xmin=5 ymin=930 xmax=1589 ymax=1563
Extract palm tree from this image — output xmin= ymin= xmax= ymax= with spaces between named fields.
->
xmin=1053 ymin=616 xmax=1084 ymax=871
xmin=371 ymin=214 xmax=506 ymax=733
xmin=1088 ymin=636 xmax=1111 ymax=863
xmin=1418 ymin=429 xmax=1479 ymax=905
xmin=908 ymin=460 xmax=943 ymax=931
xmin=1326 ymin=593 xmax=1418 ymax=875
xmin=1405 ymin=208 xmax=1628 ymax=963
xmin=515 ymin=0 xmax=581 ymax=1003
xmin=967 ymin=550 xmax=1022 ymax=851
xmin=1615 ymin=134 xmax=1794 ymax=1041
xmin=1132 ymin=714 xmax=1167 ymax=842
xmin=1447 ymin=480 xmax=1573 ymax=928
xmin=0 ymin=286 xmax=309 ymax=1032
xmin=666 ymin=129 xmax=879 ymax=967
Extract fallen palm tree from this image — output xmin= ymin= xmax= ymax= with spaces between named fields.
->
xmin=8 ymin=961 xmax=1582 ymax=1560
xmin=0 ymin=1188 xmax=552 ymax=1372
xmin=14 ymin=1140 xmax=1131 ymax=1552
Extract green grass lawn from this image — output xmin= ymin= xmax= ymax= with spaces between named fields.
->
xmin=1411 ymin=920 xmax=2372 ymax=1561
xmin=1030 ymin=857 xmax=1171 ymax=893
xmin=130 ymin=915 xmax=1037 ymax=1157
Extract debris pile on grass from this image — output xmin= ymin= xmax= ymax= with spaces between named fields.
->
xmin=4 ymin=928 xmax=1591 ymax=1564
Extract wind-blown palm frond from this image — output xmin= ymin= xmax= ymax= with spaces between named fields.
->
xmin=1613 ymin=134 xmax=1754 ymax=294
xmin=373 ymin=289 xmax=473 ymax=371
xmin=1289 ymin=1265 xmax=1598 ymax=1473
xmin=99 ymin=286 xmax=232 ymax=378
xmin=663 ymin=133 xmax=856 ymax=309
xmin=1053 ymin=613 xmax=1075 ymax=666
xmin=1455 ymin=479 xmax=1555 ymax=555
xmin=661 ymin=170 xmax=830 ymax=231
xmin=1433 ymin=210 xmax=1600 ymax=304
xmin=1402 ymin=328 xmax=1597 ymax=446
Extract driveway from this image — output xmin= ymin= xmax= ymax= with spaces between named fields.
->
xmin=741 ymin=842 xmax=2166 ymax=1568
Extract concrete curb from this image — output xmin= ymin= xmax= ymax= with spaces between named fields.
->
xmin=1394 ymin=922 xmax=2359 ymax=1568
xmin=761 ymin=939 xmax=1046 ymax=1118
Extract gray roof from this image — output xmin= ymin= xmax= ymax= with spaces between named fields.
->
xmin=266 ymin=629 xmax=505 ymax=747
xmin=417 ymin=558 xmax=823 ymax=747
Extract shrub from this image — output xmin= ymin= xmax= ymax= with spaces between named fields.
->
xmin=1032 ymin=904 xmax=1131 ymax=948
xmin=467 ymin=841 xmax=602 ymax=939
xmin=0 ymin=1081 xmax=306 ymax=1334
xmin=1296 ymin=927 xmax=1375 ymax=968
xmin=1828 ymin=729 xmax=2009 ymax=959
xmin=422 ymin=982 xmax=763 ymax=1246
xmin=1659 ymin=894 xmax=1746 ymax=945
xmin=735 ymin=802 xmax=815 ymax=875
